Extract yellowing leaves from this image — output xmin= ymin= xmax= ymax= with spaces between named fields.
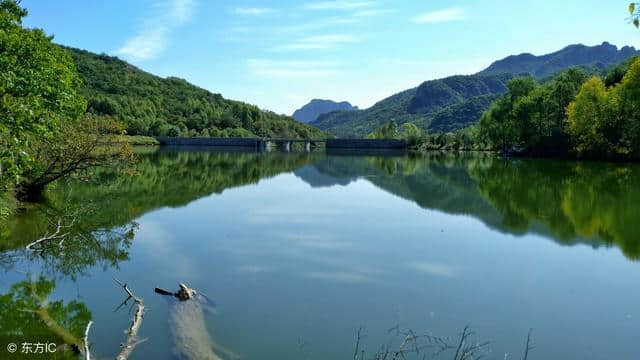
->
xmin=631 ymin=3 xmax=636 ymax=15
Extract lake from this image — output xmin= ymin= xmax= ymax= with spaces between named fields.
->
xmin=1 ymin=147 xmax=639 ymax=360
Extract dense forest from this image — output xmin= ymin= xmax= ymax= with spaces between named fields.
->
xmin=476 ymin=57 xmax=640 ymax=159
xmin=364 ymin=56 xmax=640 ymax=160
xmin=68 ymin=47 xmax=325 ymax=139
xmin=0 ymin=0 xmax=325 ymax=222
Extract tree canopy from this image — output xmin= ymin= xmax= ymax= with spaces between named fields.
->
xmin=473 ymin=57 xmax=640 ymax=159
xmin=68 ymin=47 xmax=325 ymax=139
xmin=0 ymin=0 xmax=86 ymax=188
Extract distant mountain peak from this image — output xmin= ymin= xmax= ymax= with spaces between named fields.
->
xmin=480 ymin=42 xmax=639 ymax=79
xmin=312 ymin=42 xmax=639 ymax=138
xmin=292 ymin=99 xmax=358 ymax=123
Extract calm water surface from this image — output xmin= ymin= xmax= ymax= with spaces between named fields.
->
xmin=2 ymin=148 xmax=639 ymax=359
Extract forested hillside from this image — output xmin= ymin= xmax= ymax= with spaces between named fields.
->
xmin=476 ymin=57 xmax=640 ymax=160
xmin=311 ymin=74 xmax=513 ymax=137
xmin=67 ymin=47 xmax=324 ymax=139
xmin=312 ymin=42 xmax=638 ymax=138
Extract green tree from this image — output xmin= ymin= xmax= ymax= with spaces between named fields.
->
xmin=0 ymin=0 xmax=86 ymax=188
xmin=630 ymin=3 xmax=640 ymax=28
xmin=15 ymin=115 xmax=134 ymax=201
xmin=368 ymin=121 xmax=398 ymax=139
xmin=566 ymin=77 xmax=610 ymax=156
xmin=0 ymin=278 xmax=92 ymax=357
xmin=400 ymin=123 xmax=422 ymax=146
xmin=612 ymin=58 xmax=640 ymax=154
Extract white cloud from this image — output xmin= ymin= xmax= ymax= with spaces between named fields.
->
xmin=353 ymin=9 xmax=394 ymax=17
xmin=247 ymin=59 xmax=341 ymax=79
xmin=408 ymin=261 xmax=458 ymax=277
xmin=116 ymin=0 xmax=196 ymax=61
xmin=234 ymin=7 xmax=275 ymax=15
xmin=305 ymin=0 xmax=374 ymax=11
xmin=173 ymin=0 xmax=195 ymax=22
xmin=276 ymin=34 xmax=359 ymax=51
xmin=304 ymin=271 xmax=371 ymax=283
xmin=412 ymin=7 xmax=465 ymax=24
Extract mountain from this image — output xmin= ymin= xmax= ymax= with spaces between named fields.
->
xmin=65 ymin=47 xmax=324 ymax=139
xmin=480 ymin=42 xmax=638 ymax=79
xmin=311 ymin=74 xmax=513 ymax=137
xmin=292 ymin=99 xmax=358 ymax=123
xmin=312 ymin=42 xmax=639 ymax=138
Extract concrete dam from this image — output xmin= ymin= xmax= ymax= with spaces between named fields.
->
xmin=156 ymin=137 xmax=407 ymax=151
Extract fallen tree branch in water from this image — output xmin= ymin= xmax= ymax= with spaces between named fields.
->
xmin=25 ymin=219 xmax=68 ymax=250
xmin=523 ymin=328 xmax=535 ymax=360
xmin=154 ymin=283 xmax=197 ymax=301
xmin=114 ymin=278 xmax=146 ymax=360
xmin=83 ymin=321 xmax=93 ymax=360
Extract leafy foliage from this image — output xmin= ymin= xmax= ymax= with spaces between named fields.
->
xmin=568 ymin=58 xmax=640 ymax=158
xmin=477 ymin=68 xmax=589 ymax=155
xmin=630 ymin=3 xmax=640 ymax=28
xmin=67 ymin=47 xmax=325 ymax=139
xmin=475 ymin=57 xmax=640 ymax=159
xmin=0 ymin=278 xmax=91 ymax=357
xmin=367 ymin=120 xmax=398 ymax=139
xmin=16 ymin=115 xmax=134 ymax=201
xmin=0 ymin=0 xmax=86 ymax=188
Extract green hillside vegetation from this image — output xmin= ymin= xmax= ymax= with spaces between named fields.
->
xmin=312 ymin=42 xmax=638 ymax=139
xmin=67 ymin=47 xmax=325 ymax=139
xmin=477 ymin=57 xmax=640 ymax=159
xmin=312 ymin=74 xmax=513 ymax=137
xmin=299 ymin=152 xmax=640 ymax=260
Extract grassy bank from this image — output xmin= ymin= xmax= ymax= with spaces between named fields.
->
xmin=101 ymin=135 xmax=160 ymax=146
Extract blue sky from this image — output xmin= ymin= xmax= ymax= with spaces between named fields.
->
xmin=23 ymin=0 xmax=640 ymax=115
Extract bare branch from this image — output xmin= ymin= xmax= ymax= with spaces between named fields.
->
xmin=523 ymin=329 xmax=534 ymax=360
xmin=354 ymin=327 xmax=363 ymax=360
xmin=83 ymin=321 xmax=93 ymax=360
xmin=113 ymin=279 xmax=145 ymax=360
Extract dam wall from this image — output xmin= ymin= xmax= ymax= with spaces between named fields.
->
xmin=325 ymin=139 xmax=407 ymax=149
xmin=157 ymin=137 xmax=259 ymax=147
xmin=156 ymin=137 xmax=408 ymax=150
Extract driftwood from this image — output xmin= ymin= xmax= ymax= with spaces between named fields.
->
xmin=83 ymin=321 xmax=93 ymax=360
xmin=155 ymin=283 xmax=237 ymax=360
xmin=114 ymin=278 xmax=146 ymax=360
xmin=155 ymin=283 xmax=197 ymax=301
xmin=25 ymin=219 xmax=73 ymax=250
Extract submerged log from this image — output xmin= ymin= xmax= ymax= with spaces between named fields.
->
xmin=155 ymin=283 xmax=237 ymax=360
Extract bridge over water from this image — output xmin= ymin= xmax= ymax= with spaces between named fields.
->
xmin=157 ymin=137 xmax=407 ymax=151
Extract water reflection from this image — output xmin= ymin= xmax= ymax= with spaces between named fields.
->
xmin=297 ymin=152 xmax=640 ymax=260
xmin=2 ymin=148 xmax=640 ymax=359
xmin=0 ymin=277 xmax=91 ymax=359
xmin=5 ymin=148 xmax=639 ymax=265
